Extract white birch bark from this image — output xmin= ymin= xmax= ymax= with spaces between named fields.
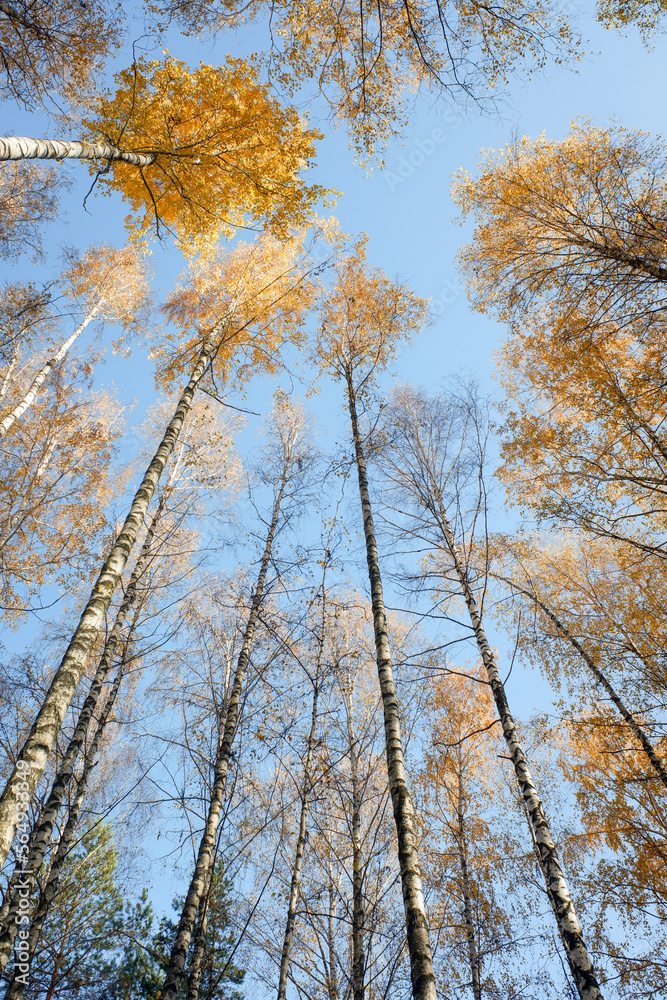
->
xmin=0 ymin=339 xmax=213 ymax=869
xmin=345 ymin=371 xmax=437 ymax=1000
xmin=0 ymin=137 xmax=156 ymax=167
xmin=160 ymin=465 xmax=290 ymax=1000
xmin=413 ymin=463 xmax=603 ymax=1000
xmin=0 ymin=301 xmax=103 ymax=439
xmin=5 ymin=618 xmax=136 ymax=1000
xmin=0 ymin=486 xmax=169 ymax=970
xmin=0 ymin=352 xmax=18 ymax=398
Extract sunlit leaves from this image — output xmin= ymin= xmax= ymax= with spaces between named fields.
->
xmin=83 ymin=55 xmax=327 ymax=251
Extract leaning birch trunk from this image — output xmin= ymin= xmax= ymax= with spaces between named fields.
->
xmin=344 ymin=371 xmax=436 ymax=1000
xmin=6 ymin=619 xmax=136 ymax=1000
xmin=0 ymin=300 xmax=104 ymax=438
xmin=495 ymin=573 xmax=667 ymax=791
xmin=456 ymin=770 xmax=481 ymax=1000
xmin=0 ymin=138 xmax=157 ymax=167
xmin=0 ymin=488 xmax=169 ymax=969
xmin=277 ymin=586 xmax=327 ymax=1000
xmin=160 ymin=466 xmax=289 ymax=1000
xmin=0 ymin=337 xmax=214 ymax=868
xmin=420 ymin=474 xmax=602 ymax=1000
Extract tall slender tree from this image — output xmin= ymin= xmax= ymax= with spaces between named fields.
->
xmin=160 ymin=397 xmax=316 ymax=1000
xmin=314 ymin=255 xmax=436 ymax=1000
xmin=379 ymin=384 xmax=603 ymax=1000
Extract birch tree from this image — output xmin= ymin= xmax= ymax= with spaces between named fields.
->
xmin=159 ymin=397 xmax=316 ymax=1000
xmin=0 ymin=243 xmax=151 ymax=439
xmin=378 ymin=383 xmax=603 ymax=1000
xmin=416 ymin=667 xmax=539 ymax=1000
xmin=454 ymin=123 xmax=667 ymax=340
xmin=489 ymin=534 xmax=667 ymax=790
xmin=314 ymin=255 xmax=436 ymax=1000
xmin=0 ymin=232 xmax=322 ymax=871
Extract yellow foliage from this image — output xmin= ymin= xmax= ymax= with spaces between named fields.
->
xmin=454 ymin=121 xmax=667 ymax=337
xmin=82 ymin=55 xmax=327 ymax=251
xmin=314 ymin=250 xmax=428 ymax=392
xmin=167 ymin=0 xmax=578 ymax=157
xmin=155 ymin=225 xmax=340 ymax=392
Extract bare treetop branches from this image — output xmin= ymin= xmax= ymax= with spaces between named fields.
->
xmin=0 ymin=0 xmax=122 ymax=108
xmin=157 ymin=0 xmax=579 ymax=156
xmin=0 ymin=164 xmax=62 ymax=260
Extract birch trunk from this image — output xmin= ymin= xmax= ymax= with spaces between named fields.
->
xmin=0 ymin=338 xmax=213 ymax=869
xmin=456 ymin=770 xmax=481 ymax=1000
xmin=344 ymin=371 xmax=436 ymax=1000
xmin=5 ymin=619 xmax=135 ymax=1000
xmin=160 ymin=466 xmax=289 ymax=1000
xmin=0 ymin=487 xmax=168 ymax=969
xmin=277 ymin=583 xmax=327 ymax=1000
xmin=0 ymin=137 xmax=157 ymax=167
xmin=327 ymin=876 xmax=338 ymax=1000
xmin=186 ymin=898 xmax=210 ymax=1000
xmin=0 ymin=351 xmax=18 ymax=398
xmin=496 ymin=573 xmax=667 ymax=790
xmin=0 ymin=300 xmax=104 ymax=438
xmin=417 ymin=467 xmax=602 ymax=1000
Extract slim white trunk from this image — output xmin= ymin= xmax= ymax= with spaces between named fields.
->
xmin=0 ymin=301 xmax=104 ymax=439
xmin=160 ymin=466 xmax=290 ymax=1000
xmin=0 ymin=352 xmax=18 ymax=399
xmin=0 ymin=137 xmax=157 ymax=167
xmin=345 ymin=372 xmax=437 ymax=1000
xmin=417 ymin=466 xmax=602 ymax=1000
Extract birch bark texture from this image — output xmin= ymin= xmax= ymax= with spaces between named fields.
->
xmin=0 ymin=302 xmax=103 ymax=438
xmin=314 ymin=256 xmax=436 ymax=1000
xmin=379 ymin=386 xmax=603 ymax=1000
xmin=0 ymin=137 xmax=156 ymax=166
xmin=160 ymin=399 xmax=312 ymax=1000
xmin=0 ymin=338 xmax=214 ymax=868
